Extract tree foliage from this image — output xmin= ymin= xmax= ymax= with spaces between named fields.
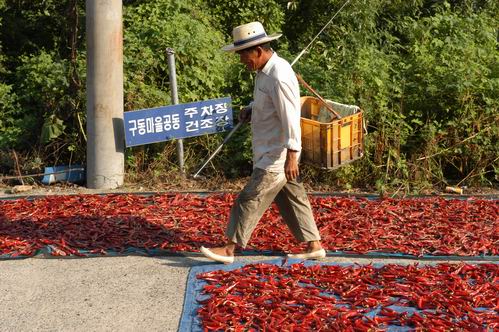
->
xmin=0 ymin=0 xmax=497 ymax=190
xmin=283 ymin=0 xmax=498 ymax=190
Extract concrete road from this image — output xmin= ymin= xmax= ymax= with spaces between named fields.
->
xmin=0 ymin=254 xmax=494 ymax=331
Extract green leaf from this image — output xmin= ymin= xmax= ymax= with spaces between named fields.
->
xmin=41 ymin=115 xmax=65 ymax=144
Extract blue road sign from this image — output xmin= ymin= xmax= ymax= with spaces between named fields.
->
xmin=124 ymin=96 xmax=233 ymax=147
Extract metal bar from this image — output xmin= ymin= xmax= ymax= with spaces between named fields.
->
xmin=166 ymin=48 xmax=185 ymax=174
xmin=290 ymin=0 xmax=352 ymax=67
xmin=192 ymin=122 xmax=242 ymax=178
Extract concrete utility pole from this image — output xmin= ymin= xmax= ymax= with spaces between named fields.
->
xmin=86 ymin=0 xmax=124 ymax=189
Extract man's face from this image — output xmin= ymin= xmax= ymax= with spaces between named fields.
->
xmin=237 ymin=47 xmax=260 ymax=71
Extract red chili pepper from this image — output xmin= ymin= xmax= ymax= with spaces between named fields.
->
xmin=1 ymin=194 xmax=497 ymax=258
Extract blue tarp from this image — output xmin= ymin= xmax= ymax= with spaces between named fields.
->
xmin=178 ymin=259 xmax=498 ymax=332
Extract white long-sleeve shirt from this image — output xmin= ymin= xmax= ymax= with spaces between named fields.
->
xmin=251 ymin=52 xmax=301 ymax=172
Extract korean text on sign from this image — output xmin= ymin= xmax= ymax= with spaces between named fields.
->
xmin=124 ymin=96 xmax=232 ymax=147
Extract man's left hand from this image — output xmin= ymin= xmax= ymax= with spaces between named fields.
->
xmin=285 ymin=150 xmax=299 ymax=181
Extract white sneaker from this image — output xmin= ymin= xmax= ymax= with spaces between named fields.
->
xmin=287 ymin=248 xmax=326 ymax=260
xmin=200 ymin=246 xmax=234 ymax=264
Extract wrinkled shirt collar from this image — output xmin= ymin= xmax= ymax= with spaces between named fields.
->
xmin=259 ymin=52 xmax=278 ymax=76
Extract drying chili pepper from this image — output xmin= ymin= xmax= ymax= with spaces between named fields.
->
xmin=196 ymin=262 xmax=499 ymax=330
xmin=1 ymin=194 xmax=497 ymax=257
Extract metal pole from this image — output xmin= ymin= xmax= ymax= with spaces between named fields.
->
xmin=86 ymin=0 xmax=124 ymax=189
xmin=166 ymin=48 xmax=185 ymax=174
xmin=193 ymin=122 xmax=242 ymax=178
xmin=290 ymin=0 xmax=352 ymax=67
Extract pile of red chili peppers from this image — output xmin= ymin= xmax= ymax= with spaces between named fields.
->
xmin=196 ymin=262 xmax=498 ymax=330
xmin=0 ymin=194 xmax=497 ymax=257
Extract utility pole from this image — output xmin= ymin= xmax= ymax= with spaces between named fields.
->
xmin=86 ymin=0 xmax=124 ymax=189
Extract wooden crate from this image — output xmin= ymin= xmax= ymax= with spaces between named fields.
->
xmin=300 ymin=96 xmax=364 ymax=169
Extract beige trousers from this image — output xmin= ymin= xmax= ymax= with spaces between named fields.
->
xmin=226 ymin=168 xmax=321 ymax=248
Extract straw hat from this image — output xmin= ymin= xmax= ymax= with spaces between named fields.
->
xmin=222 ymin=22 xmax=282 ymax=52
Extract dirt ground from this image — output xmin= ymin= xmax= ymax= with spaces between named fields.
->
xmin=0 ymin=178 xmax=240 ymax=197
xmin=1 ymin=178 xmax=498 ymax=199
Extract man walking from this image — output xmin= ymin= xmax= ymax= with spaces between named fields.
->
xmin=200 ymin=22 xmax=325 ymax=263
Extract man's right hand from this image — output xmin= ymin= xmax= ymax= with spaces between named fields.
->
xmin=239 ymin=105 xmax=252 ymax=123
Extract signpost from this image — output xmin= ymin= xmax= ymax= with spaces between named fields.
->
xmin=123 ymin=96 xmax=233 ymax=147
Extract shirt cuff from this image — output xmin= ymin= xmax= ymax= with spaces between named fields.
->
xmin=285 ymin=140 xmax=301 ymax=152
